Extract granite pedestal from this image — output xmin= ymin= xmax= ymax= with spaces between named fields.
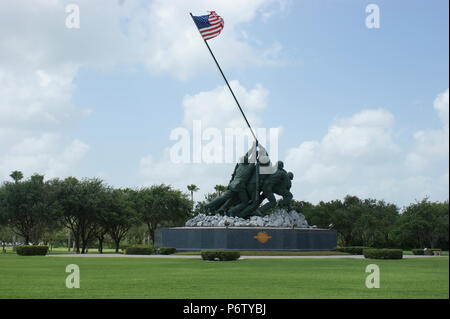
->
xmin=155 ymin=227 xmax=337 ymax=251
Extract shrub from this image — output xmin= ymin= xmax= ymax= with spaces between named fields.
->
xmin=335 ymin=246 xmax=371 ymax=255
xmin=363 ymin=249 xmax=403 ymax=259
xmin=124 ymin=245 xmax=154 ymax=255
xmin=201 ymin=250 xmax=218 ymax=261
xmin=219 ymin=251 xmax=241 ymax=261
xmin=16 ymin=245 xmax=49 ymax=256
xmin=200 ymin=250 xmax=240 ymax=261
xmin=412 ymin=249 xmax=424 ymax=255
xmin=158 ymin=247 xmax=176 ymax=255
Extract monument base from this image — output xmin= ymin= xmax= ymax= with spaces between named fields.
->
xmin=155 ymin=227 xmax=337 ymax=251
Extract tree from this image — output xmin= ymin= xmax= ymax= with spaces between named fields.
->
xmin=134 ymin=185 xmax=192 ymax=244
xmin=330 ymin=196 xmax=370 ymax=246
xmin=41 ymin=228 xmax=67 ymax=252
xmin=398 ymin=198 xmax=449 ymax=249
xmin=214 ymin=185 xmax=227 ymax=197
xmin=370 ymin=200 xmax=399 ymax=247
xmin=431 ymin=201 xmax=449 ymax=250
xmin=193 ymin=192 xmax=222 ymax=215
xmin=9 ymin=171 xmax=24 ymax=183
xmin=102 ymin=188 xmax=137 ymax=253
xmin=0 ymin=225 xmax=14 ymax=253
xmin=296 ymin=200 xmax=334 ymax=229
xmin=0 ymin=185 xmax=6 ymax=227
xmin=56 ymin=177 xmax=107 ymax=253
xmin=0 ymin=173 xmax=58 ymax=244
xmin=187 ymin=184 xmax=199 ymax=202
xmin=290 ymin=200 xmax=313 ymax=215
xmin=126 ymin=223 xmax=149 ymax=245
xmin=351 ymin=199 xmax=399 ymax=247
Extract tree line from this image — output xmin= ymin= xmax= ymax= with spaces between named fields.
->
xmin=0 ymin=171 xmax=193 ymax=253
xmin=291 ymin=195 xmax=449 ymax=250
xmin=193 ymin=189 xmax=449 ymax=250
xmin=0 ymin=171 xmax=448 ymax=252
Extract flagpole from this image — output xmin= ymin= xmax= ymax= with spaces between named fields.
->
xmin=189 ymin=13 xmax=259 ymax=146
xmin=190 ymin=12 xmax=262 ymax=203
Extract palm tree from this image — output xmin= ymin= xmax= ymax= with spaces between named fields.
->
xmin=214 ymin=184 xmax=227 ymax=196
xmin=9 ymin=170 xmax=24 ymax=183
xmin=187 ymin=184 xmax=199 ymax=202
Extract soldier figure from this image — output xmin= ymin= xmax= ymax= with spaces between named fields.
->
xmin=273 ymin=171 xmax=294 ymax=211
xmin=252 ymin=161 xmax=285 ymax=216
xmin=203 ymin=146 xmax=295 ymax=218
xmin=238 ymin=161 xmax=294 ymax=218
xmin=204 ymin=143 xmax=256 ymax=214
xmin=223 ymin=145 xmax=256 ymax=216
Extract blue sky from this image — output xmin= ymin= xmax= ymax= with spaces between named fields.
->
xmin=0 ymin=0 xmax=448 ymax=208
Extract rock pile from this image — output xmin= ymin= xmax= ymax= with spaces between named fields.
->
xmin=185 ymin=209 xmax=312 ymax=228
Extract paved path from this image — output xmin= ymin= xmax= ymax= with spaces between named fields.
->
xmin=47 ymin=253 xmax=447 ymax=259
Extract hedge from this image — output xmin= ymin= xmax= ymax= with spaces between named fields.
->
xmin=335 ymin=246 xmax=371 ymax=255
xmin=201 ymin=250 xmax=240 ymax=261
xmin=124 ymin=245 xmax=154 ymax=255
xmin=15 ymin=245 xmax=49 ymax=256
xmin=158 ymin=247 xmax=176 ymax=255
xmin=363 ymin=249 xmax=403 ymax=259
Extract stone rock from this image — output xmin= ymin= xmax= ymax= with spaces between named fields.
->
xmin=255 ymin=219 xmax=264 ymax=227
xmin=185 ymin=209 xmax=312 ymax=228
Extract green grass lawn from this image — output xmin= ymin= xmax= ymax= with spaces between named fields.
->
xmin=0 ymin=254 xmax=448 ymax=299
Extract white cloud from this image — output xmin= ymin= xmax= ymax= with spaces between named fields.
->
xmin=139 ymin=81 xmax=275 ymax=197
xmin=285 ymin=108 xmax=400 ymax=199
xmin=0 ymin=137 xmax=89 ymax=181
xmin=285 ymin=90 xmax=449 ymax=205
xmin=139 ymin=149 xmax=235 ymax=200
xmin=285 ymin=91 xmax=449 ymax=207
xmin=0 ymin=2 xmax=95 ymax=179
xmin=434 ymin=88 xmax=449 ymax=125
xmin=0 ymin=0 xmax=286 ymax=76
xmin=0 ymin=65 xmax=88 ymax=131
xmin=126 ymin=0 xmax=287 ymax=79
xmin=289 ymin=108 xmax=400 ymax=167
xmin=0 ymin=0 xmax=287 ymax=181
xmin=406 ymin=88 xmax=449 ymax=171
xmin=140 ymin=86 xmax=449 ymax=207
xmin=182 ymin=80 xmax=269 ymax=129
xmin=0 ymin=61 xmax=91 ymax=179
xmin=46 ymin=139 xmax=90 ymax=178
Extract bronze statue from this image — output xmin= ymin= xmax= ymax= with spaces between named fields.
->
xmin=204 ymin=145 xmax=294 ymax=218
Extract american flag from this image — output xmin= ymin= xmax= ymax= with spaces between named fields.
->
xmin=192 ymin=11 xmax=224 ymax=40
